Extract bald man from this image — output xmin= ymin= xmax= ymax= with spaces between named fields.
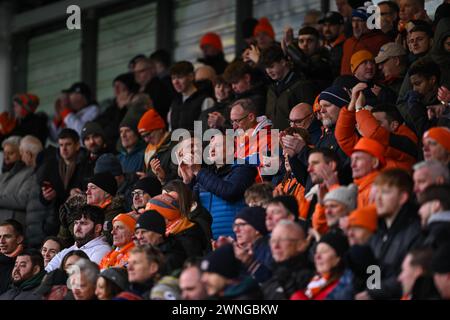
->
xmin=289 ymin=103 xmax=322 ymax=144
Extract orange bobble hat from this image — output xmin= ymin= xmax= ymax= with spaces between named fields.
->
xmin=112 ymin=213 xmax=137 ymax=232
xmin=147 ymin=194 xmax=182 ymax=222
xmin=348 ymin=204 xmax=378 ymax=233
xmin=137 ymin=109 xmax=166 ymax=134
xmin=352 ymin=137 xmax=386 ymax=168
xmin=350 ymin=50 xmax=374 ymax=74
xmin=200 ymin=32 xmax=223 ymax=52
xmin=424 ymin=127 xmax=450 ymax=153
xmin=253 ymin=17 xmax=275 ymax=40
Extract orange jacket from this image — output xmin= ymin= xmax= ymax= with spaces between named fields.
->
xmin=335 ymin=108 xmax=418 ymax=171
xmin=354 ymin=171 xmax=379 ymax=209
xmin=340 ymin=31 xmax=390 ymax=75
xmin=99 ymin=242 xmax=135 ymax=270
xmin=312 ymin=203 xmax=328 ymax=235
xmin=275 ymin=176 xmax=310 ymax=220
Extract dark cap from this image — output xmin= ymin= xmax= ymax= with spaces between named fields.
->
xmin=89 ymin=172 xmax=118 ymax=196
xmin=319 ymin=11 xmax=344 ymax=25
xmin=133 ymin=176 xmax=162 ymax=198
xmin=200 ymin=244 xmax=240 ymax=279
xmin=63 ymin=82 xmax=92 ymax=101
xmin=135 ymin=210 xmax=166 ymax=236
xmin=81 ymin=121 xmax=105 ymax=142
xmin=100 ymin=267 xmax=129 ymax=291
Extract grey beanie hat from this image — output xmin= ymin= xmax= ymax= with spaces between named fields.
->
xmin=323 ymin=184 xmax=358 ymax=210
xmin=100 ymin=267 xmax=129 ymax=291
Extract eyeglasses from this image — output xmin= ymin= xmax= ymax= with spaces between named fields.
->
xmin=232 ymin=222 xmax=249 ymax=229
xmin=289 ymin=113 xmax=312 ymax=126
xmin=132 ymin=190 xmax=145 ymax=198
xmin=269 ymin=238 xmax=300 ymax=245
xmin=231 ymin=114 xmax=249 ymax=125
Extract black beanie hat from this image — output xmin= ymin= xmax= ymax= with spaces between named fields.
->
xmin=94 ymin=153 xmax=123 ymax=177
xmin=81 ymin=121 xmax=106 ymax=142
xmin=431 ymin=242 xmax=450 ymax=274
xmin=119 ymin=116 xmax=140 ymax=135
xmin=135 ymin=210 xmax=166 ymax=236
xmin=89 ymin=172 xmax=118 ymax=196
xmin=272 ymin=195 xmax=299 ymax=220
xmin=200 ymin=244 xmax=240 ymax=279
xmin=235 ymin=206 xmax=268 ymax=236
xmin=133 ymin=177 xmax=162 ymax=198
xmin=319 ymin=230 xmax=349 ymax=258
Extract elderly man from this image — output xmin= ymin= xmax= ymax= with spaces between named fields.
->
xmin=375 ymin=42 xmax=408 ymax=94
xmin=99 ymin=213 xmax=136 ymax=270
xmin=129 ymin=177 xmax=162 ymax=216
xmin=261 ymin=220 xmax=313 ymax=299
xmin=422 ymin=127 xmax=450 ymax=167
xmin=69 ymin=258 xmax=99 ymax=300
xmin=413 ymin=160 xmax=449 ymax=195
xmin=0 ymin=249 xmax=46 ymax=300
xmin=1 ymin=136 xmax=21 ymax=173
xmin=86 ymin=172 xmax=125 ymax=241
xmin=134 ymin=210 xmax=186 ymax=274
xmin=45 ymin=205 xmax=111 ymax=272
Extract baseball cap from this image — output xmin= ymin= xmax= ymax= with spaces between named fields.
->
xmin=375 ymin=42 xmax=407 ymax=64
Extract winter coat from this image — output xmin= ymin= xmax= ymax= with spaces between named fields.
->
xmin=169 ymin=89 xmax=214 ymax=131
xmin=265 ymin=71 xmax=317 ymax=130
xmin=193 ymin=164 xmax=257 ymax=239
xmin=340 ymin=30 xmax=390 ymax=75
xmin=335 ymin=107 xmax=418 ymax=172
xmin=118 ymin=140 xmax=146 ymax=174
xmin=0 ymin=254 xmax=15 ymax=295
xmin=368 ymin=201 xmax=422 ymax=300
xmin=421 ymin=211 xmax=450 ymax=249
xmin=3 ymin=112 xmax=49 ymax=146
xmin=158 ymin=236 xmax=188 ymax=275
xmin=0 ymin=271 xmax=46 ymax=300
xmin=261 ymin=253 xmax=314 ymax=300
xmin=354 ymin=171 xmax=379 ymax=209
xmin=198 ymin=52 xmax=229 ymax=75
xmin=172 ymin=223 xmax=209 ymax=259
xmin=286 ymin=45 xmax=334 ymax=91
xmin=324 ymin=33 xmax=347 ymax=79
xmin=0 ymin=161 xmax=34 ymax=225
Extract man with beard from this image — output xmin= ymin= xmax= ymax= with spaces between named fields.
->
xmin=45 ymin=205 xmax=111 ymax=272
xmin=0 ymin=249 xmax=46 ymax=300
xmin=319 ymin=12 xmax=346 ymax=78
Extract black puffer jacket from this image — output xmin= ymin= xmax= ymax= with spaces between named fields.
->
xmin=261 ymin=253 xmax=314 ymax=300
xmin=421 ymin=211 xmax=450 ymax=250
xmin=368 ymin=201 xmax=422 ymax=300
xmin=0 ymin=254 xmax=15 ymax=295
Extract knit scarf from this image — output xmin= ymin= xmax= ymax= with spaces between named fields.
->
xmin=166 ymin=217 xmax=195 ymax=237
xmin=304 ymin=273 xmax=335 ymax=299
xmin=98 ymin=198 xmax=112 ymax=209
xmin=4 ymin=244 xmax=24 ymax=258
xmin=58 ymin=158 xmax=76 ymax=190
xmin=101 ymin=242 xmax=135 ymax=269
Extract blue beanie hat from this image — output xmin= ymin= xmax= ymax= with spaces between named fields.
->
xmin=352 ymin=6 xmax=369 ymax=21
xmin=235 ymin=206 xmax=268 ymax=236
xmin=318 ymin=86 xmax=350 ymax=108
xmin=94 ymin=153 xmax=123 ymax=176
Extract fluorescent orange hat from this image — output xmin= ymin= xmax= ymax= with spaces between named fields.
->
xmin=424 ymin=127 xmax=450 ymax=153
xmin=138 ymin=109 xmax=166 ymax=133
xmin=112 ymin=213 xmax=137 ymax=232
xmin=348 ymin=205 xmax=378 ymax=233
xmin=200 ymin=32 xmax=223 ymax=52
xmin=253 ymin=17 xmax=275 ymax=40
xmin=350 ymin=50 xmax=374 ymax=74
xmin=353 ymin=137 xmax=386 ymax=168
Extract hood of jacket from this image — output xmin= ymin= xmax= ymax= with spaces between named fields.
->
xmin=430 ymin=17 xmax=450 ymax=68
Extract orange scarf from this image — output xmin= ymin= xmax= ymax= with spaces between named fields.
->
xmin=144 ymin=132 xmax=170 ymax=169
xmin=99 ymin=242 xmax=135 ymax=270
xmin=304 ymin=273 xmax=335 ymax=299
xmin=166 ymin=217 xmax=195 ymax=236
xmin=5 ymin=244 xmax=24 ymax=258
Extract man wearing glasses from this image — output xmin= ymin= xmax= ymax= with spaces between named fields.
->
xmin=289 ymin=102 xmax=322 ymax=145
